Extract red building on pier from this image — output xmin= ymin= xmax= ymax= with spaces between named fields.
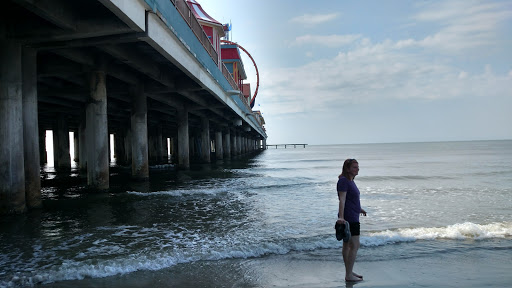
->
xmin=186 ymin=0 xmax=251 ymax=107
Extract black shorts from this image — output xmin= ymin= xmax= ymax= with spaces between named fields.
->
xmin=348 ymin=222 xmax=360 ymax=236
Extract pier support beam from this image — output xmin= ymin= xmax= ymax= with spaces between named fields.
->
xmin=215 ymin=131 xmax=223 ymax=160
xmin=237 ymin=134 xmax=242 ymax=155
xmin=22 ymin=47 xmax=41 ymax=208
xmin=200 ymin=117 xmax=210 ymax=163
xmin=114 ymin=129 xmax=127 ymax=166
xmin=125 ymin=129 xmax=132 ymax=165
xmin=86 ymin=69 xmax=109 ymax=189
xmin=189 ymin=136 xmax=195 ymax=159
xmin=223 ymin=130 xmax=231 ymax=160
xmin=156 ymin=124 xmax=164 ymax=164
xmin=53 ymin=114 xmax=71 ymax=172
xmin=231 ymin=131 xmax=237 ymax=157
xmin=130 ymin=83 xmax=149 ymax=180
xmin=78 ymin=119 xmax=87 ymax=172
xmin=171 ymin=137 xmax=177 ymax=164
xmin=0 ymin=39 xmax=25 ymax=214
xmin=177 ymin=109 xmax=190 ymax=169
xmin=39 ymin=128 xmax=47 ymax=165
xmin=73 ymin=131 xmax=79 ymax=162
xmin=163 ymin=136 xmax=169 ymax=163
xmin=147 ymin=132 xmax=155 ymax=164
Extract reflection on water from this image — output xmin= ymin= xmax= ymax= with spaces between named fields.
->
xmin=1 ymin=154 xmax=264 ymax=286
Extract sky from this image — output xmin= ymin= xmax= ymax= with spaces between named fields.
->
xmin=200 ymin=0 xmax=512 ymax=145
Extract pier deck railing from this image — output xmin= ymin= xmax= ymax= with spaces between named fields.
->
xmin=170 ymin=0 xmax=239 ymax=92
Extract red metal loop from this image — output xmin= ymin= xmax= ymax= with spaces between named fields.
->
xmin=221 ymin=40 xmax=259 ymax=108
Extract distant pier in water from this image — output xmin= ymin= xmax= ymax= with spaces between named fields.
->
xmin=266 ymin=144 xmax=308 ymax=149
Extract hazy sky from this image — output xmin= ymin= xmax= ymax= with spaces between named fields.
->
xmin=200 ymin=0 xmax=512 ymax=144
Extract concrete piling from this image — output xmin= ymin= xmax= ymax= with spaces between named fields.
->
xmin=177 ymin=109 xmax=190 ymax=169
xmin=79 ymin=119 xmax=87 ymax=172
xmin=223 ymin=130 xmax=231 ymax=159
xmin=200 ymin=117 xmax=210 ymax=163
xmin=0 ymin=39 xmax=26 ymax=214
xmin=156 ymin=124 xmax=164 ymax=164
xmin=124 ymin=129 xmax=132 ymax=165
xmin=1 ymin=0 xmax=268 ymax=214
xmin=230 ymin=131 xmax=236 ymax=157
xmin=86 ymin=69 xmax=109 ymax=189
xmin=39 ymin=128 xmax=47 ymax=165
xmin=215 ymin=131 xmax=223 ymax=160
xmin=130 ymin=83 xmax=149 ymax=180
xmin=22 ymin=47 xmax=41 ymax=209
xmin=53 ymin=114 xmax=71 ymax=172
xmin=237 ymin=134 xmax=242 ymax=155
xmin=73 ymin=131 xmax=79 ymax=162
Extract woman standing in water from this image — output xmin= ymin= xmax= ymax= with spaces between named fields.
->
xmin=337 ymin=158 xmax=367 ymax=282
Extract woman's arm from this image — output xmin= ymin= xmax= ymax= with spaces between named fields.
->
xmin=337 ymin=191 xmax=347 ymax=224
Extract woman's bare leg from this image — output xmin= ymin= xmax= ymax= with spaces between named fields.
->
xmin=342 ymin=236 xmax=361 ymax=281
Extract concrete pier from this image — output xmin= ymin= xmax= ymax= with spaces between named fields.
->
xmin=39 ymin=128 xmax=47 ymax=165
xmin=1 ymin=0 xmax=267 ymax=214
xmin=178 ymin=109 xmax=190 ymax=169
xmin=22 ymin=47 xmax=41 ymax=208
xmin=215 ymin=131 xmax=223 ymax=160
xmin=200 ymin=118 xmax=210 ymax=163
xmin=237 ymin=134 xmax=242 ymax=155
xmin=223 ymin=130 xmax=231 ymax=159
xmin=114 ymin=130 xmax=127 ymax=166
xmin=73 ymin=131 xmax=79 ymax=162
xmin=232 ymin=132 xmax=237 ymax=157
xmin=53 ymin=114 xmax=71 ymax=172
xmin=86 ymin=69 xmax=109 ymax=189
xmin=156 ymin=124 xmax=164 ymax=164
xmin=0 ymin=39 xmax=26 ymax=214
xmin=79 ymin=120 xmax=87 ymax=172
xmin=130 ymin=83 xmax=149 ymax=180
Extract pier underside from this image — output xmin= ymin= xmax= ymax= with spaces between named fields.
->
xmin=0 ymin=0 xmax=266 ymax=214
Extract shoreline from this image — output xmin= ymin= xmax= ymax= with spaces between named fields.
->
xmin=41 ymin=245 xmax=512 ymax=288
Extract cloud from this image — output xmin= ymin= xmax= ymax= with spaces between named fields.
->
xmin=260 ymin=1 xmax=512 ymax=118
xmin=290 ymin=34 xmax=362 ymax=47
xmin=289 ymin=13 xmax=339 ymax=26
xmin=261 ymin=37 xmax=512 ymax=116
xmin=411 ymin=0 xmax=512 ymax=52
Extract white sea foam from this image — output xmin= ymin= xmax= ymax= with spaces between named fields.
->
xmin=3 ymin=221 xmax=511 ymax=287
xmin=362 ymin=222 xmax=512 ymax=247
xmin=127 ymin=187 xmax=230 ymax=197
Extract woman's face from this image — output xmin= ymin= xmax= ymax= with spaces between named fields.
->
xmin=349 ymin=162 xmax=359 ymax=177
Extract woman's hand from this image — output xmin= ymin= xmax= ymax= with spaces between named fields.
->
xmin=336 ymin=218 xmax=345 ymax=224
xmin=360 ymin=209 xmax=367 ymax=216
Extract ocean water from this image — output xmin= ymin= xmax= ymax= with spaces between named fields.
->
xmin=1 ymin=140 xmax=511 ymax=287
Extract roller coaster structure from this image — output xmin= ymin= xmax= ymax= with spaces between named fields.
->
xmin=221 ymin=40 xmax=259 ymax=108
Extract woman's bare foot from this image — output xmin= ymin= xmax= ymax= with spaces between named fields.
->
xmin=345 ymin=275 xmax=363 ymax=282
xmin=353 ymin=272 xmax=363 ymax=279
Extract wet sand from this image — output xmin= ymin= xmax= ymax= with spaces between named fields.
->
xmin=43 ymin=247 xmax=512 ymax=288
